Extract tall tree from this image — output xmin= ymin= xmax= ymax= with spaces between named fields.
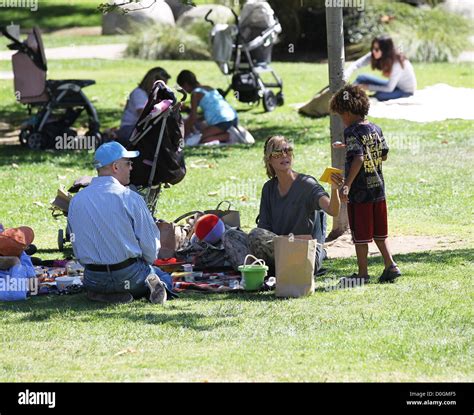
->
xmin=325 ymin=5 xmax=349 ymax=241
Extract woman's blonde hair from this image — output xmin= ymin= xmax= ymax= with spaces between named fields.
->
xmin=263 ymin=135 xmax=293 ymax=178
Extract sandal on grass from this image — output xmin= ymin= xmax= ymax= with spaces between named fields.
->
xmin=379 ymin=264 xmax=402 ymax=283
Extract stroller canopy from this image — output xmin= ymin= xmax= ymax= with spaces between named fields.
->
xmin=239 ymin=1 xmax=280 ymax=45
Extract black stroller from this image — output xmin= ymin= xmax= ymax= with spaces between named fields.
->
xmin=55 ymin=80 xmax=187 ymax=250
xmin=1 ymin=26 xmax=101 ymax=150
xmin=126 ymin=80 xmax=187 ymax=216
xmin=206 ymin=1 xmax=284 ymax=112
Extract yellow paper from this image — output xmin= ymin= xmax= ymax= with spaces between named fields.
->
xmin=319 ymin=167 xmax=343 ymax=184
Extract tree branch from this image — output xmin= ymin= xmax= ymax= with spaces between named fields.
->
xmin=98 ymin=0 xmax=196 ymax=15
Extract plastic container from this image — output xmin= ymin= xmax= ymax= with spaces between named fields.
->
xmin=55 ymin=276 xmax=81 ymax=291
xmin=237 ymin=255 xmax=268 ymax=291
xmin=182 ymin=263 xmax=193 ymax=272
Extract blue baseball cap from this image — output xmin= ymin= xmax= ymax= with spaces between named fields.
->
xmin=93 ymin=142 xmax=139 ymax=169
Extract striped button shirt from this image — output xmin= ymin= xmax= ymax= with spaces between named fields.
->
xmin=68 ymin=176 xmax=160 ymax=265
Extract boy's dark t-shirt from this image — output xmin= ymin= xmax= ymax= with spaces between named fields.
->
xmin=344 ymin=121 xmax=389 ymax=204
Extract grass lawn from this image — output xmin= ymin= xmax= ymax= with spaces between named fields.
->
xmin=0 ymin=58 xmax=473 ymax=381
xmin=0 ymin=0 xmax=101 ymax=31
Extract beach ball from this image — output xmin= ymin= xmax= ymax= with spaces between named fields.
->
xmin=194 ymin=214 xmax=225 ymax=244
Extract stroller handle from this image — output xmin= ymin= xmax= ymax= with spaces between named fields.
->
xmin=0 ymin=26 xmax=21 ymax=50
xmin=175 ymin=86 xmax=187 ymax=103
xmin=205 ymin=8 xmax=239 ymax=25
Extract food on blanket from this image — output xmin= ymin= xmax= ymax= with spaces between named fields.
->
xmin=171 ymin=271 xmax=203 ymax=282
xmin=194 ymin=214 xmax=225 ymax=244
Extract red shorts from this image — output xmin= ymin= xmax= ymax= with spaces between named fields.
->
xmin=348 ymin=199 xmax=388 ymax=244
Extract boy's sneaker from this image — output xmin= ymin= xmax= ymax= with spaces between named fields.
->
xmin=145 ymin=274 xmax=167 ymax=305
xmin=378 ymin=264 xmax=401 ymax=283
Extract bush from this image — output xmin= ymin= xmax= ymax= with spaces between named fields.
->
xmin=344 ymin=2 xmax=472 ymax=62
xmin=125 ymin=23 xmax=211 ymax=60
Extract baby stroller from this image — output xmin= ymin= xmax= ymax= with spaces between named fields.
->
xmin=54 ymin=81 xmax=186 ymax=250
xmin=206 ymin=1 xmax=284 ymax=112
xmin=126 ymin=80 xmax=187 ymax=216
xmin=1 ymin=26 xmax=101 ymax=150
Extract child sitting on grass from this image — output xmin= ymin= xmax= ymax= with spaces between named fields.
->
xmin=329 ymin=84 xmax=401 ymax=283
xmin=177 ymin=70 xmax=238 ymax=144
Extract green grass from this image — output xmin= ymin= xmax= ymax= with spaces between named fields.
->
xmin=1 ymin=250 xmax=472 ymax=382
xmin=0 ymin=0 xmax=102 ymax=31
xmin=0 ymin=58 xmax=473 ymax=381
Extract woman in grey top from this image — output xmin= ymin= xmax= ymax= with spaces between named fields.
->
xmin=345 ymin=35 xmax=417 ymax=101
xmin=223 ymin=135 xmax=343 ymax=275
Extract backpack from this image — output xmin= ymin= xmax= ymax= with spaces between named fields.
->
xmin=127 ymin=82 xmax=186 ymax=186
xmin=176 ymin=240 xmax=231 ymax=270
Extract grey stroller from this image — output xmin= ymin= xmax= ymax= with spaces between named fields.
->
xmin=1 ymin=26 xmax=101 ymax=150
xmin=206 ymin=1 xmax=284 ymax=112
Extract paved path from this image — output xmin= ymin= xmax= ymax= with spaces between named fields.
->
xmin=0 ymin=43 xmax=127 ymax=61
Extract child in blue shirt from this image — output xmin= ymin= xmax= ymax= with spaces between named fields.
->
xmin=177 ymin=70 xmax=238 ymax=144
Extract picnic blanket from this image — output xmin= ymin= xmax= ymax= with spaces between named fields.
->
xmin=368 ymin=84 xmax=474 ymax=122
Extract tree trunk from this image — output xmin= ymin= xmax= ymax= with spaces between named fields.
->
xmin=325 ymin=5 xmax=349 ymax=241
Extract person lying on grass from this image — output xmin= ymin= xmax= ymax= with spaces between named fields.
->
xmin=177 ymin=69 xmax=238 ymax=144
xmin=329 ymin=84 xmax=402 ymax=283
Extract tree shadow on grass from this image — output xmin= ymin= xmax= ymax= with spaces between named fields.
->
xmin=1 ymin=248 xmax=471 ymax=324
xmin=324 ymin=248 xmax=473 ymax=269
xmin=0 ymin=293 xmax=237 ymax=331
xmin=0 ymin=144 xmax=96 ymax=169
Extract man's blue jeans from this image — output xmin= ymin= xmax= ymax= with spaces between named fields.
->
xmin=354 ymin=74 xmax=413 ymax=101
xmin=84 ymin=259 xmax=173 ymax=299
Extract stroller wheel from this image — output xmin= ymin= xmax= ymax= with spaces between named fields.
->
xmin=19 ymin=128 xmax=32 ymax=147
xmin=263 ymin=90 xmax=277 ymax=112
xmin=86 ymin=130 xmax=102 ymax=149
xmin=276 ymin=92 xmax=284 ymax=106
xmin=27 ymin=132 xmax=46 ymax=150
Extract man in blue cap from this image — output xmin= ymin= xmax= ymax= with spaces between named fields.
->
xmin=68 ymin=141 xmax=173 ymax=304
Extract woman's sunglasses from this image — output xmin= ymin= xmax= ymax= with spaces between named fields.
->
xmin=271 ymin=147 xmax=293 ymax=159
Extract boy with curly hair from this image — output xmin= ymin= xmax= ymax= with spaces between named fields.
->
xmin=329 ymin=84 xmax=401 ymax=283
